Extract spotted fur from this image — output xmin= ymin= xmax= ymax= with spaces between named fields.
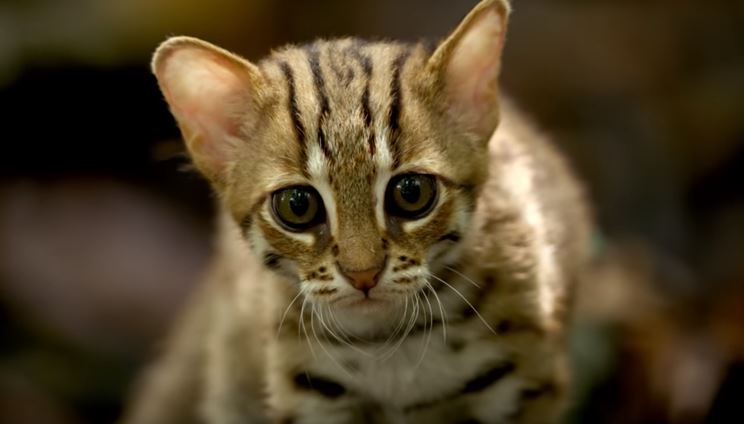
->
xmin=124 ymin=1 xmax=592 ymax=423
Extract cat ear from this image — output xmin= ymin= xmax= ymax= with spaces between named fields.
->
xmin=427 ymin=0 xmax=510 ymax=141
xmin=152 ymin=36 xmax=264 ymax=184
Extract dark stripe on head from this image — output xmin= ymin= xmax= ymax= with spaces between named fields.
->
xmin=293 ymin=373 xmax=346 ymax=398
xmin=279 ymin=61 xmax=308 ymax=173
xmin=348 ymin=40 xmax=375 ymax=156
xmin=279 ymin=61 xmax=306 ymax=145
xmin=306 ymin=45 xmax=333 ymax=160
xmin=462 ymin=362 xmax=516 ymax=394
xmin=388 ymin=47 xmax=411 ymax=168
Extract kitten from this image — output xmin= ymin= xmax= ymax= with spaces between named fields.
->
xmin=123 ymin=1 xmax=592 ymax=423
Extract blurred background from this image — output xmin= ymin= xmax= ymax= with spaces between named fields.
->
xmin=0 ymin=0 xmax=742 ymax=422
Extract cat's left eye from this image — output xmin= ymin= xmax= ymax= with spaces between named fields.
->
xmin=385 ymin=174 xmax=438 ymax=220
xmin=271 ymin=186 xmax=326 ymax=232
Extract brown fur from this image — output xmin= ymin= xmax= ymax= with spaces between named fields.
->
xmin=124 ymin=1 xmax=592 ymax=423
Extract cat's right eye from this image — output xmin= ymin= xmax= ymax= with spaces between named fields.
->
xmin=271 ymin=186 xmax=326 ymax=232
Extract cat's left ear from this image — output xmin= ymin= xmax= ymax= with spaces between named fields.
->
xmin=427 ymin=0 xmax=510 ymax=141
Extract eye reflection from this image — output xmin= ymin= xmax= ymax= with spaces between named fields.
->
xmin=271 ymin=186 xmax=325 ymax=231
xmin=385 ymin=174 xmax=438 ymax=219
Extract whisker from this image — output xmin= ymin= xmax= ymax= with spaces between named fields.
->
xmin=310 ymin=304 xmax=352 ymax=378
xmin=445 ymin=265 xmax=482 ymax=289
xmin=277 ymin=288 xmax=305 ymax=338
xmin=383 ymin=292 xmax=419 ymax=360
xmin=425 ymin=282 xmax=448 ymax=343
xmin=377 ymin=294 xmax=409 ymax=357
xmin=413 ymin=291 xmax=434 ymax=371
xmin=299 ymin=296 xmax=317 ymax=358
xmin=429 ymin=273 xmax=497 ymax=336
xmin=318 ymin=305 xmax=372 ymax=357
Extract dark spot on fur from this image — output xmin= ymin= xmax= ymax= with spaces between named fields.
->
xmin=447 ymin=338 xmax=466 ymax=352
xmin=331 ymin=244 xmax=340 ymax=256
xmin=521 ymin=383 xmax=556 ymax=400
xmin=309 ymin=272 xmax=318 ymax=279
xmin=279 ymin=417 xmax=295 ymax=424
xmin=462 ymin=362 xmax=516 ymax=394
xmin=381 ymin=238 xmax=389 ymax=250
xmin=263 ymin=253 xmax=282 ymax=269
xmin=496 ymin=320 xmax=512 ymax=334
xmin=398 ymin=255 xmax=408 ymax=261
xmin=319 ymin=266 xmax=327 ymax=273
xmin=294 ymin=373 xmax=346 ymax=398
xmin=437 ymin=231 xmax=462 ymax=243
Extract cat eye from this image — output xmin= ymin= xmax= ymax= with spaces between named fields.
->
xmin=271 ymin=186 xmax=326 ymax=231
xmin=385 ymin=174 xmax=438 ymax=219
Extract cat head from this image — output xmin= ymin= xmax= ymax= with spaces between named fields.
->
xmin=152 ymin=0 xmax=510 ymax=335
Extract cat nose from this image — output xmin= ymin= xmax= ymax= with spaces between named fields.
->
xmin=341 ymin=264 xmax=385 ymax=296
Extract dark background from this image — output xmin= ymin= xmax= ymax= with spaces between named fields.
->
xmin=0 ymin=0 xmax=742 ymax=422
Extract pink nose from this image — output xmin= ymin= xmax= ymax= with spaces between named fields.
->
xmin=342 ymin=267 xmax=383 ymax=295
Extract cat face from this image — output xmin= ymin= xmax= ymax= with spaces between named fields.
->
xmin=152 ymin=0 xmax=509 ymax=334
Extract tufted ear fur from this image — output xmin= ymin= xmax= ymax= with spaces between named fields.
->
xmin=152 ymin=36 xmax=265 ymax=185
xmin=427 ymin=0 xmax=510 ymax=142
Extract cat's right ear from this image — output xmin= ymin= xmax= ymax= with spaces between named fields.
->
xmin=152 ymin=36 xmax=264 ymax=185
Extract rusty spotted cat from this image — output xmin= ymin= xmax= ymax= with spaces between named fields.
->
xmin=124 ymin=1 xmax=592 ymax=423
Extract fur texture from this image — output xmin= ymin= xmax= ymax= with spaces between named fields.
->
xmin=123 ymin=1 xmax=592 ymax=423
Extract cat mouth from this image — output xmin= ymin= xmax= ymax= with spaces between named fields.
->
xmin=331 ymin=292 xmax=391 ymax=311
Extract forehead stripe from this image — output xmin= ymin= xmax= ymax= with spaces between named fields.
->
xmin=307 ymin=45 xmax=333 ymax=161
xmin=279 ymin=61 xmax=308 ymax=170
xmin=349 ymin=41 xmax=376 ymax=156
xmin=388 ymin=47 xmax=411 ymax=169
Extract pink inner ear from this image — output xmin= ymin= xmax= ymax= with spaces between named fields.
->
xmin=160 ymin=50 xmax=246 ymax=137
xmin=155 ymin=46 xmax=251 ymax=173
xmin=446 ymin=8 xmax=505 ymax=133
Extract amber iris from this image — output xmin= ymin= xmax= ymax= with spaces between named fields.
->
xmin=271 ymin=186 xmax=325 ymax=231
xmin=385 ymin=174 xmax=438 ymax=219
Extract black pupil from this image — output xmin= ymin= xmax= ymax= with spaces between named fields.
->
xmin=399 ymin=177 xmax=421 ymax=204
xmin=289 ymin=190 xmax=310 ymax=217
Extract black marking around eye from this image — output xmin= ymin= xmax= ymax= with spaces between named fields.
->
xmin=461 ymin=362 xmax=516 ymax=394
xmin=293 ymin=373 xmax=346 ymax=398
xmin=306 ymin=45 xmax=333 ymax=160
xmin=263 ymin=253 xmax=283 ymax=269
xmin=388 ymin=47 xmax=411 ymax=169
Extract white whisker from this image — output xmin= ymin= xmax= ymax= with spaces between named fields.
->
xmin=318 ymin=305 xmax=371 ymax=357
xmin=445 ymin=265 xmax=482 ymax=289
xmin=429 ymin=273 xmax=497 ymax=336
xmin=376 ymin=294 xmax=409 ymax=357
xmin=413 ymin=291 xmax=434 ymax=371
xmin=277 ymin=288 xmax=304 ymax=338
xmin=299 ymin=296 xmax=316 ymax=358
xmin=425 ymin=282 xmax=448 ymax=343
xmin=310 ymin=304 xmax=352 ymax=378
xmin=382 ymin=292 xmax=419 ymax=360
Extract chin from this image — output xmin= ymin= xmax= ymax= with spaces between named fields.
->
xmin=328 ymin=291 xmax=410 ymax=338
